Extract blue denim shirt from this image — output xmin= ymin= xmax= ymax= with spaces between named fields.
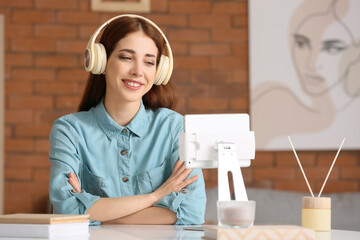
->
xmin=48 ymin=100 xmax=206 ymax=225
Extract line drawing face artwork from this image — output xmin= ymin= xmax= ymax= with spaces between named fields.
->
xmin=250 ymin=0 xmax=360 ymax=150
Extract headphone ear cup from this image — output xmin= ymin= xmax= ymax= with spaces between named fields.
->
xmin=92 ymin=43 xmax=107 ymax=74
xmin=154 ymin=55 xmax=170 ymax=85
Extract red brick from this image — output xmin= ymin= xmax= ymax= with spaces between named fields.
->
xmin=211 ymin=56 xmax=247 ymax=70
xmin=12 ymin=10 xmax=55 ymax=23
xmin=274 ymin=180 xmax=311 ymax=193
xmin=213 ymin=2 xmax=248 ymax=14
xmin=34 ymin=110 xmax=71 ymax=125
xmin=174 ymin=97 xmax=186 ymax=114
xmin=12 ymin=69 xmax=55 ymax=81
xmin=35 ymin=139 xmax=50 ymax=153
xmin=5 ymin=168 xmax=32 ymax=180
xmin=6 ymin=53 xmax=32 ymax=67
xmin=230 ymin=98 xmax=249 ymax=112
xmin=177 ymin=84 xmax=247 ymax=99
xmin=340 ymin=168 xmax=360 ymax=179
xmin=297 ymin=167 xmax=339 ymax=181
xmin=168 ymin=29 xmax=210 ymax=43
xmin=190 ymin=70 xmax=227 ymax=84
xmin=8 ymin=96 xmax=53 ymax=110
xmin=233 ymin=15 xmax=248 ymax=28
xmin=11 ymin=38 xmax=56 ymax=53
xmin=5 ymin=126 xmax=13 ymax=137
xmin=254 ymin=167 xmax=296 ymax=181
xmin=212 ymin=28 xmax=248 ymax=42
xmin=31 ymin=194 xmax=51 ymax=213
xmin=150 ymin=0 xmax=167 ymax=12
xmin=30 ymin=181 xmax=49 ymax=197
xmin=175 ymin=56 xmax=210 ymax=70
xmin=4 ymin=196 xmax=32 ymax=214
xmin=314 ymin=181 xmax=358 ymax=193
xmin=147 ymin=15 xmax=187 ymax=27
xmin=0 ymin=0 xmax=32 ymax=8
xmin=80 ymin=0 xmax=90 ymax=11
xmin=171 ymin=70 xmax=191 ymax=84
xmin=5 ymin=82 xmax=33 ymax=95
xmin=34 ymin=168 xmax=51 ymax=181
xmin=5 ymin=24 xmax=33 ymax=37
xmin=35 ymin=55 xmax=78 ymax=68
xmin=242 ymin=168 xmax=253 ymax=184
xmin=228 ymin=70 xmax=248 ymax=84
xmin=56 ymin=96 xmax=81 ymax=109
xmin=35 ymin=82 xmax=79 ymax=95
xmin=169 ymin=1 xmax=211 ymax=14
xmin=35 ymin=0 xmax=78 ymax=9
xmin=56 ymin=40 xmax=87 ymax=54
xmin=276 ymin=152 xmax=316 ymax=167
xmin=35 ymin=25 xmax=77 ymax=39
xmin=189 ymin=15 xmax=231 ymax=28
xmin=171 ymin=43 xmax=188 ymax=55
xmin=7 ymin=153 xmax=50 ymax=168
xmin=233 ymin=43 xmax=248 ymax=56
xmin=319 ymin=152 xmax=359 ymax=167
xmin=5 ymin=138 xmax=34 ymax=152
xmin=57 ymin=11 xmax=100 ymax=24
xmin=188 ymin=98 xmax=228 ymax=111
xmin=79 ymin=25 xmax=98 ymax=39
xmin=57 ymin=69 xmax=88 ymax=82
xmin=190 ymin=43 xmax=230 ymax=56
xmin=5 ymin=110 xmax=33 ymax=123
xmin=15 ymin=124 xmax=52 ymax=137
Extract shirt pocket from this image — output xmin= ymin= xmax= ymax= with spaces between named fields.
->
xmin=80 ymin=163 xmax=108 ymax=197
xmin=136 ymin=161 xmax=170 ymax=195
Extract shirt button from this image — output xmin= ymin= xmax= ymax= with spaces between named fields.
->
xmin=122 ymin=177 xmax=129 ymax=182
xmin=121 ymin=150 xmax=127 ymax=155
xmin=122 ymin=129 xmax=127 ymax=133
xmin=182 ymin=189 xmax=188 ymax=194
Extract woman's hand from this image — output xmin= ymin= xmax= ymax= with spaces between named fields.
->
xmin=68 ymin=172 xmax=81 ymax=193
xmin=152 ymin=159 xmax=199 ymax=201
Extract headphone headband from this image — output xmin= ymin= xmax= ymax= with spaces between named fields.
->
xmin=84 ymin=14 xmax=173 ymax=85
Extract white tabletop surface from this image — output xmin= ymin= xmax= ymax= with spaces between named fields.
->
xmin=88 ymin=225 xmax=360 ymax=240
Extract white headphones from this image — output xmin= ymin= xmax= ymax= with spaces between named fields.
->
xmin=84 ymin=14 xmax=173 ymax=85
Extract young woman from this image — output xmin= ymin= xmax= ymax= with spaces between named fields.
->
xmin=48 ymin=15 xmax=206 ymax=225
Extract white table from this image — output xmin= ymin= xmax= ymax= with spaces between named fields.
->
xmin=89 ymin=225 xmax=360 ymax=240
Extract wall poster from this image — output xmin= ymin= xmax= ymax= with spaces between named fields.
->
xmin=250 ymin=0 xmax=360 ymax=150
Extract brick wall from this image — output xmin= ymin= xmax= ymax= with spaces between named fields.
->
xmin=1 ymin=0 xmax=359 ymax=214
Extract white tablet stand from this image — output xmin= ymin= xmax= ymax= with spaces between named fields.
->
xmin=179 ymin=114 xmax=255 ymax=202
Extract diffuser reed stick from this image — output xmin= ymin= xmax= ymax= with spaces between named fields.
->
xmin=288 ymin=136 xmax=314 ymax=197
xmin=318 ymin=138 xmax=345 ymax=197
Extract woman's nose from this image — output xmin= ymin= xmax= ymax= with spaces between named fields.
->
xmin=306 ymin=51 xmax=322 ymax=72
xmin=130 ymin=61 xmax=143 ymax=77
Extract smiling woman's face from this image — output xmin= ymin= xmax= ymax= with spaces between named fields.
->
xmin=292 ymin=13 xmax=355 ymax=97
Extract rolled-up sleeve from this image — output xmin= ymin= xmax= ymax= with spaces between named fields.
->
xmin=49 ymin=117 xmax=100 ymax=217
xmin=154 ymin=113 xmax=207 ymax=225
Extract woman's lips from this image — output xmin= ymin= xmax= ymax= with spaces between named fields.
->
xmin=305 ymin=74 xmax=325 ymax=85
xmin=122 ymin=79 xmax=143 ymax=90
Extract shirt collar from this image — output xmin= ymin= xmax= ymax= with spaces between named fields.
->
xmin=93 ymin=99 xmax=149 ymax=139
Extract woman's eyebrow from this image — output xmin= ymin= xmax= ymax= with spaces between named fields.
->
xmin=323 ymin=40 xmax=346 ymax=46
xmin=119 ymin=49 xmax=156 ymax=58
xmin=294 ymin=34 xmax=310 ymax=43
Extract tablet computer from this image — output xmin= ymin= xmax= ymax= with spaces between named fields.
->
xmin=179 ymin=113 xmax=255 ymax=169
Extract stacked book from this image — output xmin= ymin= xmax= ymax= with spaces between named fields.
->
xmin=0 ymin=214 xmax=90 ymax=239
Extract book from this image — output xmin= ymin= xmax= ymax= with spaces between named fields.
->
xmin=0 ymin=214 xmax=90 ymax=239
xmin=203 ymin=225 xmax=315 ymax=240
